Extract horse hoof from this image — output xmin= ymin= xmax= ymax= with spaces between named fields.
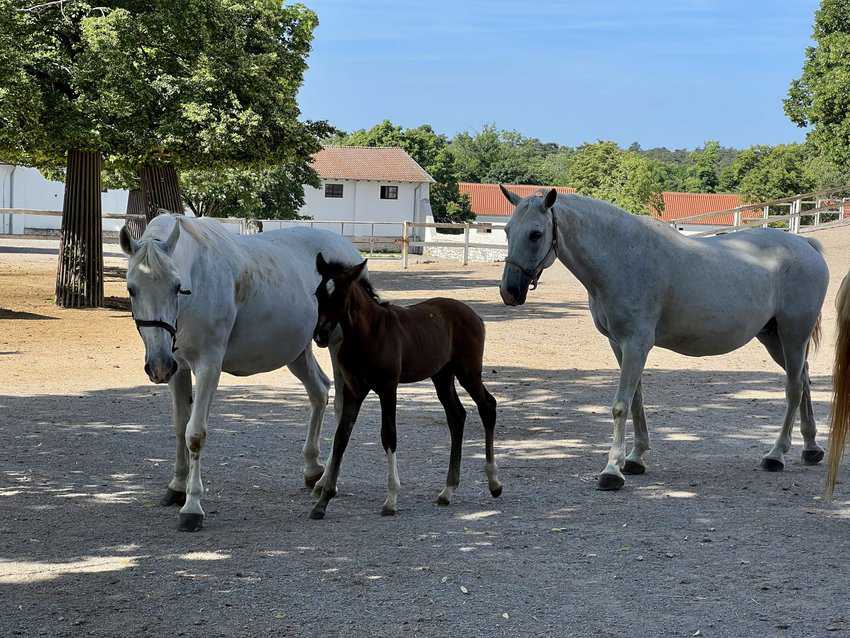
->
xmin=490 ymin=484 xmax=503 ymax=498
xmin=622 ymin=460 xmax=646 ymax=475
xmin=304 ymin=470 xmax=324 ymax=489
xmin=381 ymin=505 xmax=397 ymax=516
xmin=801 ymin=449 xmax=825 ymax=466
xmin=761 ymin=457 xmax=785 ymax=472
xmin=178 ymin=513 xmax=204 ymax=532
xmin=436 ymin=495 xmax=451 ymax=506
xmin=160 ymin=488 xmax=186 ymax=507
xmin=597 ymin=473 xmax=625 ymax=491
xmin=309 ymin=507 xmax=326 ymax=520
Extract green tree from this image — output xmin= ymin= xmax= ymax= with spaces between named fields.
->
xmin=337 ymin=121 xmax=472 ymax=223
xmin=180 ymin=162 xmax=319 ymax=219
xmin=567 ymin=142 xmax=666 ymax=214
xmin=737 ymin=144 xmax=815 ymax=202
xmin=684 ymin=141 xmax=721 ymax=192
xmin=0 ymin=0 xmax=325 ymax=306
xmin=785 ymin=0 xmax=850 ymax=166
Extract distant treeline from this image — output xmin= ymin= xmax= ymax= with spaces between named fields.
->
xmin=333 ymin=122 xmax=850 ymax=220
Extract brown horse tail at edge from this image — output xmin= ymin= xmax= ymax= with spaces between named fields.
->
xmin=826 ymin=272 xmax=850 ymax=498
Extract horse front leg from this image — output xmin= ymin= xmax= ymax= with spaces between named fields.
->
xmin=609 ymin=339 xmax=650 ymax=475
xmin=178 ymin=359 xmax=223 ymax=532
xmin=378 ymin=388 xmax=401 ymax=516
xmin=161 ymin=366 xmax=192 ymax=506
xmin=599 ymin=339 xmax=650 ymax=491
xmin=309 ymin=384 xmax=366 ymax=520
xmin=286 ymin=345 xmax=330 ymax=488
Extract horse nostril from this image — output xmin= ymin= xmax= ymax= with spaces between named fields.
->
xmin=144 ymin=362 xmax=152 ymax=377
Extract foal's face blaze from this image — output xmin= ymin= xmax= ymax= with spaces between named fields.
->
xmin=313 ymin=276 xmax=348 ymax=348
xmin=313 ymin=254 xmax=368 ymax=347
xmin=499 ymin=187 xmax=558 ymax=306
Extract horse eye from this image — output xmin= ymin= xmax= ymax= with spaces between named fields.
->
xmin=529 ymin=230 xmax=543 ymax=241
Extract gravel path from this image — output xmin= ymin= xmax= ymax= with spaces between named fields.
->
xmin=1 ymin=230 xmax=850 ymax=637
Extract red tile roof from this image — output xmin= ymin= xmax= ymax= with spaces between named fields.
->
xmin=460 ymin=183 xmax=576 ymax=217
xmin=311 ymin=146 xmax=434 ymax=183
xmin=654 ymin=192 xmax=763 ymax=226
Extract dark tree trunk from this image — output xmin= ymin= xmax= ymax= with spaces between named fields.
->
xmin=125 ymin=188 xmax=146 ymax=238
xmin=139 ymin=163 xmax=184 ymax=220
xmin=55 ymin=150 xmax=104 ymax=308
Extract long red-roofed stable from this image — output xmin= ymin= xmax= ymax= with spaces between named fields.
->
xmin=459 ymin=183 xmax=575 ymax=218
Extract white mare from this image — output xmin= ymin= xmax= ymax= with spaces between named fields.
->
xmin=498 ymin=187 xmax=829 ymax=490
xmin=119 ymin=214 xmax=362 ymax=531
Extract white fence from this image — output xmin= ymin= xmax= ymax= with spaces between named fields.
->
xmin=401 ymin=218 xmax=507 ymax=269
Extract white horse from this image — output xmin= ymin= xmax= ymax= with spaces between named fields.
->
xmin=119 ymin=214 xmax=362 ymax=531
xmin=499 ymin=187 xmax=828 ymax=490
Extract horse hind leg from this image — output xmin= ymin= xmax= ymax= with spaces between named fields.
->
xmin=799 ymin=363 xmax=825 ymax=465
xmin=758 ymin=328 xmax=806 ymax=472
xmin=287 ymin=345 xmax=330 ymax=488
xmin=756 ymin=326 xmax=822 ymax=469
xmin=432 ymin=368 xmax=467 ymax=506
xmin=610 ymin=339 xmax=650 ymax=476
xmin=456 ymin=368 xmax=503 ymax=499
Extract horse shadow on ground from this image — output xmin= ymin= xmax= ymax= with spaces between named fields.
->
xmin=2 ymin=366 xmax=849 ymax=635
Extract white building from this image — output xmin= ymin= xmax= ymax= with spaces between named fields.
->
xmin=301 ymin=146 xmax=433 ymax=239
xmin=0 ymin=164 xmax=129 ymax=235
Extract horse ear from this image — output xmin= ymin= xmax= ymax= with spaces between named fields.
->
xmin=316 ymin=253 xmax=329 ymax=276
xmin=544 ymin=188 xmax=558 ymax=210
xmin=499 ymin=184 xmax=522 ymax=207
xmin=162 ymin=219 xmax=181 ymax=254
xmin=349 ymin=259 xmax=368 ymax=280
xmin=119 ymin=226 xmax=138 ymax=256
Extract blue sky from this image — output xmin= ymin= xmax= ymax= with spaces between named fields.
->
xmin=297 ymin=1 xmax=820 ymax=149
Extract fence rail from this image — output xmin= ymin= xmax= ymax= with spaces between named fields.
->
xmin=401 ymin=220 xmax=506 ymax=269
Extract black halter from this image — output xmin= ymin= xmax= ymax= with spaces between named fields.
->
xmin=132 ymin=288 xmax=191 ymax=353
xmin=504 ymin=207 xmax=558 ymax=290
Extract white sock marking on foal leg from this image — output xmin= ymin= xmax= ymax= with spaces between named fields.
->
xmin=383 ymin=450 xmax=400 ymax=513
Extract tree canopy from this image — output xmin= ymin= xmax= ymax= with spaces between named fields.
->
xmin=0 ymin=0 xmax=329 ymax=178
xmin=785 ymin=0 xmax=850 ymax=166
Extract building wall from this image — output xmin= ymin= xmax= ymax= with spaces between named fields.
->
xmin=300 ymin=179 xmax=429 ymax=237
xmin=0 ymin=165 xmax=130 ymax=235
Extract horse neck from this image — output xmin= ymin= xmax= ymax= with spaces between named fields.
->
xmin=553 ymin=201 xmax=639 ymax=292
xmin=340 ymin=281 xmax=385 ymax=342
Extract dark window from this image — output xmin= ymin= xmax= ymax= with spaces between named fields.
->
xmin=380 ymin=185 xmax=398 ymax=200
xmin=325 ymin=183 xmax=344 ymax=198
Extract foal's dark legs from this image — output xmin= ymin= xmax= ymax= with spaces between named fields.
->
xmin=456 ymin=369 xmax=503 ymax=498
xmin=379 ymin=389 xmax=401 ymax=516
xmin=432 ymin=368 xmax=467 ymax=505
xmin=309 ymin=384 xmax=366 ymax=520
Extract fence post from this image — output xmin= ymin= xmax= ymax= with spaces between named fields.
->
xmin=370 ymin=223 xmax=375 ymax=257
xmin=794 ymin=198 xmax=802 ymax=233
xmin=762 ymin=205 xmax=769 ymax=229
xmin=814 ymin=199 xmax=822 ymax=228
xmin=732 ymin=209 xmax=742 ymax=228
xmin=401 ymin=221 xmax=409 ymax=270
xmin=462 ymin=223 xmax=470 ymax=266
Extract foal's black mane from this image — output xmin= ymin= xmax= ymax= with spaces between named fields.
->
xmin=326 ymin=259 xmax=389 ymax=307
xmin=357 ymin=277 xmax=390 ymax=307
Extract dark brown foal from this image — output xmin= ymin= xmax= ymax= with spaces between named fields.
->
xmin=309 ymin=254 xmax=502 ymax=519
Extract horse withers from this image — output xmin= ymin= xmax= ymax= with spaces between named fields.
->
xmin=499 ymin=186 xmax=828 ymax=491
xmin=308 ymin=254 xmax=502 ymax=519
xmin=120 ymin=215 xmax=363 ymax=531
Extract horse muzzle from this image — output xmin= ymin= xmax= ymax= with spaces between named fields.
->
xmin=500 ymin=266 xmax=532 ymax=306
xmin=145 ymin=357 xmax=178 ymax=384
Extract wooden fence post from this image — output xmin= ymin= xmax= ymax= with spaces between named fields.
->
xmin=402 ymin=221 xmax=409 ymax=270
xmin=462 ymin=223 xmax=470 ymax=266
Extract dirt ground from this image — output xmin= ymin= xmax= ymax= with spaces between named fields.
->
xmin=1 ymin=229 xmax=850 ymax=638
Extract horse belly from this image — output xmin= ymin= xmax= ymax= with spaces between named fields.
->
xmin=222 ymin=304 xmax=314 ymax=376
xmin=656 ymin=310 xmax=771 ymax=357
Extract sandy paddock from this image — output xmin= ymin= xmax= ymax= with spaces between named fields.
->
xmin=1 ymin=228 xmax=850 ymax=637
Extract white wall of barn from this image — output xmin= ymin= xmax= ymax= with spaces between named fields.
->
xmin=300 ymin=179 xmax=430 ymax=237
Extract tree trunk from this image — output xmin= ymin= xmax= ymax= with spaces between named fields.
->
xmin=139 ymin=163 xmax=184 ymax=221
xmin=125 ymin=188 xmax=146 ymax=238
xmin=55 ymin=149 xmax=104 ymax=308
